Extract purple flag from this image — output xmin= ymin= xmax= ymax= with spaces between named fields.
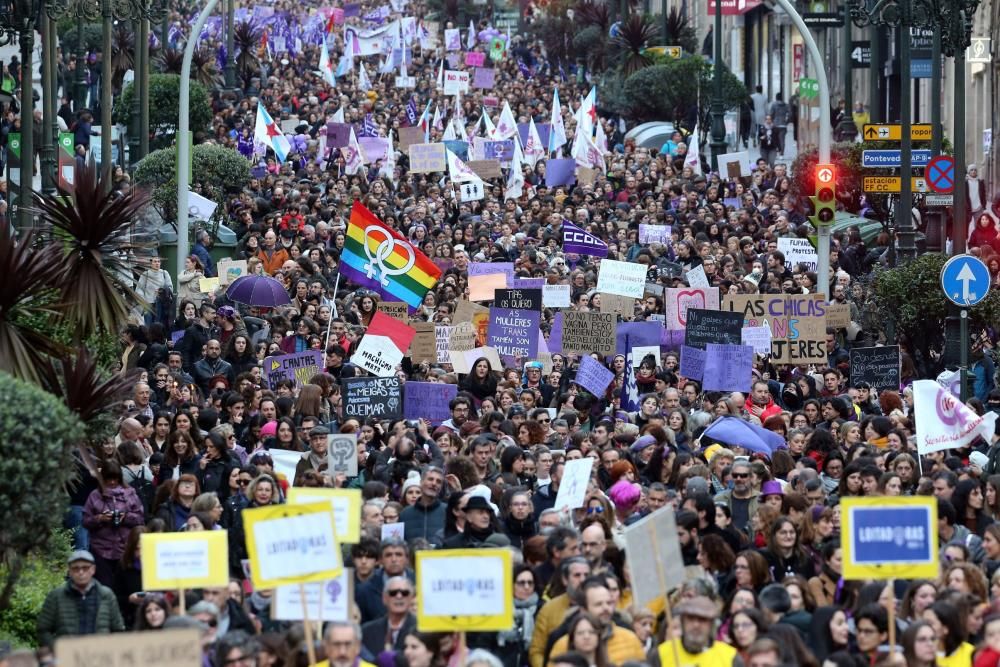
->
xmin=405 ymin=97 xmax=418 ymax=126
xmin=562 ymin=220 xmax=608 ymax=258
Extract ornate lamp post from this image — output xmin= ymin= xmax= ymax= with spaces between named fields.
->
xmin=708 ymin=0 xmax=726 ymax=170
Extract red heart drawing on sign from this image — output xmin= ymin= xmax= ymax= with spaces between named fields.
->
xmin=675 ymin=290 xmax=705 ymax=326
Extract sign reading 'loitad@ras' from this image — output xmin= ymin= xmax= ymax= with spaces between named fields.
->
xmin=264 ymin=350 xmax=324 ymax=390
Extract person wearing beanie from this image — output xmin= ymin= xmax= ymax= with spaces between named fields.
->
xmin=400 ymin=470 xmax=422 ymax=507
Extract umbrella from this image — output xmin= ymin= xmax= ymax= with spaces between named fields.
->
xmin=701 ymin=416 xmax=786 ymax=456
xmin=226 ymin=274 xmax=291 ymax=308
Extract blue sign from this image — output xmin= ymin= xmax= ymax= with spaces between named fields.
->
xmin=911 ymin=59 xmax=932 ymax=78
xmin=850 ymin=506 xmax=933 ymax=564
xmin=861 ymin=150 xmax=933 ymax=167
xmin=941 ymin=254 xmax=991 ymax=307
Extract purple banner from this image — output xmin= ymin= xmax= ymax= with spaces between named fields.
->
xmin=615 ymin=322 xmax=664 ymax=355
xmin=562 ymin=220 xmax=608 ymax=258
xmin=518 ymin=123 xmax=551 ymax=150
xmin=545 ymin=158 xmax=577 ymax=188
xmin=487 ymin=307 xmax=539 ymax=359
xmin=403 ymin=382 xmax=457 ymax=425
xmin=574 ymin=355 xmax=614 ymax=396
xmin=484 ymin=139 xmax=514 ymax=160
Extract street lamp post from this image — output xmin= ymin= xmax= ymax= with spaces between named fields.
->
xmin=223 ymin=0 xmax=235 ymax=89
xmin=835 ymin=1 xmax=857 ymax=141
xmin=848 ymin=0 xmax=939 ymax=260
xmin=708 ymin=0 xmax=726 ymax=170
xmin=40 ymin=16 xmax=55 ymax=195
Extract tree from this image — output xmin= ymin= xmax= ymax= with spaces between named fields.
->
xmin=0 ymin=373 xmax=84 ymax=615
xmin=233 ymin=21 xmax=263 ymax=86
xmin=57 ymin=22 xmax=103 ymax=55
xmin=114 ymin=74 xmax=213 ymax=147
xmin=134 ymin=143 xmax=251 ymax=223
xmin=661 ymin=7 xmax=697 ymax=55
xmin=620 ymin=56 xmax=745 ymax=124
xmin=610 ymin=14 xmax=660 ymax=77
xmin=870 ymin=253 xmax=1000 ymax=365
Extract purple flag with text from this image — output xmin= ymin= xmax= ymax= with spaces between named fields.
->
xmin=562 ymin=221 xmax=608 ymax=258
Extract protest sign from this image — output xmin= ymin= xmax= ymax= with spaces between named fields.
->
xmin=685 ymin=265 xmax=709 ymax=288
xmin=376 ymin=299 xmax=409 ymax=322
xmin=469 ymin=272 xmax=507 ymax=301
xmin=663 ymin=287 xmax=719 ymax=330
xmin=547 ymin=312 xmax=563 ymax=354
xmin=409 ymin=143 xmax=447 ymax=173
xmin=409 ymin=322 xmax=437 ymax=363
xmin=444 ymin=28 xmax=460 ymax=50
xmin=243 ymin=502 xmax=342 ymax=588
xmin=464 ymin=51 xmax=486 ymax=66
xmin=717 ymin=150 xmax=752 ymax=178
xmin=487 ymin=306 xmax=540 ymax=359
xmin=622 ymin=508 xmax=685 ymax=608
xmin=416 ymin=549 xmax=513 ymax=631
xmin=326 ymin=122 xmax=352 ymax=148
xmin=404 ymin=382 xmax=458 ymax=424
xmin=679 ymin=345 xmax=706 ymax=380
xmin=574 ymin=355 xmax=614 ymax=396
xmin=577 ymin=167 xmax=598 ymax=186
xmin=397 ymin=126 xmax=425 ymax=151
xmin=216 ymin=259 xmax=247 ymax=285
xmin=482 ymin=95 xmax=499 ymax=107
xmin=599 ymin=292 xmax=634 ymax=316
xmin=484 ymin=140 xmax=515 ymax=160
xmin=450 ymin=346 xmax=503 ymax=373
xmin=273 ymin=569 xmax=352 ymax=622
xmin=199 ymin=277 xmax=219 ymax=293
xmin=841 ymin=496 xmax=938 ymax=580
xmin=473 ymin=67 xmax=495 ymax=89
xmin=353 ymin=311 xmax=416 ymax=377
xmin=702 ymin=344 xmax=754 ymax=392
xmin=722 ymin=293 xmax=827 ymax=364
xmin=638 ymin=224 xmax=671 ymax=244
xmin=341 ymin=376 xmax=403 ymax=421
xmin=684 ymin=309 xmax=744 ymax=349
xmin=287 ymin=488 xmax=362 ymax=543
xmin=434 ymin=325 xmax=451 ymax=363
xmin=554 ymin=458 xmax=594 ymax=510
xmin=268 ymin=449 xmax=301 ymax=487
xmin=382 ymin=523 xmax=405 ymax=541
xmin=468 ymin=159 xmax=503 ymax=179
xmin=543 ymin=284 xmax=571 ymax=308
xmin=561 ymin=311 xmax=616 ymax=355
xmin=264 ymin=350 xmax=323 ymax=390
xmin=615 ymin=321 xmax=663 ymax=355
xmin=449 ymin=321 xmax=478 ymax=351
xmin=494 ymin=288 xmax=542 ymax=310
xmin=632 ymin=346 xmax=660 ymax=368
xmin=545 ymin=158 xmax=577 ymax=187
xmin=849 ymin=346 xmax=900 ymax=391
xmin=56 ymin=630 xmax=202 ymax=667
xmin=596 ymin=259 xmax=647 ymax=298
xmin=826 ymin=303 xmax=851 ymax=329
xmin=913 ymin=380 xmax=998 ymax=456
xmin=777 ymin=237 xmax=818 ymax=271
xmin=443 ymin=70 xmax=470 ymax=94
xmin=141 ymin=531 xmax=229 ymax=591
xmin=394 ymin=74 xmax=416 ymax=88
xmin=326 ymin=433 xmax=359 ymax=477
xmin=741 ymin=325 xmax=773 ymax=356
xmin=358 ymin=137 xmax=390 ymax=163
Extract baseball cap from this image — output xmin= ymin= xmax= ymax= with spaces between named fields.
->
xmin=68 ymin=550 xmax=95 ymax=565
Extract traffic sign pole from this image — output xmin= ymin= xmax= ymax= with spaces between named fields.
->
xmin=961 ymin=309 xmax=968 ymax=402
xmin=941 ymin=255 xmax=990 ymax=401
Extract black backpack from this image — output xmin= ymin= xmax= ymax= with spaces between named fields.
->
xmin=125 ymin=466 xmax=155 ymax=516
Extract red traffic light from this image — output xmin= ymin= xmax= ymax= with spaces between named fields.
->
xmin=817 ymin=186 xmax=835 ymax=203
xmin=815 ymin=164 xmax=836 ymax=184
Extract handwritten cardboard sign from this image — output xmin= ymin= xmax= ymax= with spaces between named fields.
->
xmin=409 ymin=143 xmax=447 ymax=173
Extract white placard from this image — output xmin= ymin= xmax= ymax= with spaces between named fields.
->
xmin=268 ymin=448 xmax=302 ymax=487
xmin=741 ymin=325 xmax=773 ymax=356
xmin=154 ymin=539 xmax=210 ymax=581
xmin=595 ymin=259 xmax=647 ymax=298
xmin=449 ymin=346 xmax=502 ymax=374
xmin=435 ymin=325 xmax=452 ymax=364
xmin=252 ymin=511 xmax=341 ymax=583
xmin=418 ymin=554 xmax=507 ymax=616
xmin=777 ymin=237 xmax=819 ymax=272
xmin=287 ymin=488 xmax=360 ymax=542
xmin=381 ymin=522 xmax=405 ymax=541
xmin=543 ymin=284 xmax=571 ymax=308
xmin=638 ymin=224 xmax=671 ymax=244
xmin=622 ymin=507 xmax=685 ymax=607
xmin=188 ymin=191 xmax=218 ymax=222
xmin=686 ymin=264 xmax=709 ymax=288
xmin=443 ymin=70 xmax=470 ymax=95
xmin=326 ymin=433 xmax=359 ymax=477
xmin=631 ymin=346 xmax=660 ymax=369
xmin=394 ymin=75 xmax=416 ymax=88
xmin=273 ymin=569 xmax=352 ymax=621
xmin=353 ymin=334 xmax=404 ymax=377
xmin=553 ymin=458 xmax=594 ymax=510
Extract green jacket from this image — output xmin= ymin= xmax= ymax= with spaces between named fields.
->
xmin=37 ymin=580 xmax=125 ymax=648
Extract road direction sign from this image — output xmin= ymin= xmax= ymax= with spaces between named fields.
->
xmin=926 ymin=156 xmax=955 ymax=194
xmin=862 ymin=177 xmax=929 ymax=193
xmin=862 ymin=150 xmax=932 ymax=168
xmin=968 ymin=37 xmax=992 ymax=64
xmin=862 ymin=124 xmax=932 ymax=141
xmin=941 ymin=254 xmax=991 ymax=307
xmin=803 ymin=12 xmax=844 ymax=27
xmin=850 ymin=42 xmax=871 ymax=68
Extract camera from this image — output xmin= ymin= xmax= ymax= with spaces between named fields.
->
xmin=406 ymin=420 xmax=419 ymax=429
xmin=110 ymin=509 xmax=123 ymax=528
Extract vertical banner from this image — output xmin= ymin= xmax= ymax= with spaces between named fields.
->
xmin=7 ymin=131 xmax=19 ymax=217
xmin=58 ymin=132 xmax=75 ymax=190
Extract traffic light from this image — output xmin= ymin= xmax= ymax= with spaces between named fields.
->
xmin=810 ymin=163 xmax=837 ymax=227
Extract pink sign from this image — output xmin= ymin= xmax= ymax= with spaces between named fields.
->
xmin=464 ymin=51 xmax=486 ymax=67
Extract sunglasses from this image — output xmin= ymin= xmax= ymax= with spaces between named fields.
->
xmin=238 ymin=479 xmax=252 ymax=486
xmin=586 ymin=506 xmax=604 ymax=514
xmin=732 ymin=473 xmax=749 ymax=479
xmin=386 ymin=589 xmax=412 ymax=597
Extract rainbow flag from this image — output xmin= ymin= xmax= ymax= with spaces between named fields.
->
xmin=341 ymin=201 xmax=442 ymax=309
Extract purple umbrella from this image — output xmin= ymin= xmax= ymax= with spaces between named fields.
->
xmin=701 ymin=416 xmax=786 ymax=456
xmin=226 ymin=274 xmax=291 ymax=308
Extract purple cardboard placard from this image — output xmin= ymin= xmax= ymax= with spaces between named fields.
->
xmin=473 ymin=67 xmax=496 ymax=89
xmin=487 ymin=307 xmax=539 ymax=359
xmin=702 ymin=344 xmax=754 ymax=392
xmin=548 ymin=311 xmax=564 ymax=354
xmin=326 ymin=122 xmax=352 ymax=148
xmin=484 ymin=139 xmax=514 ymax=160
xmin=615 ymin=321 xmax=664 ymax=355
xmin=574 ymin=355 xmax=614 ymax=396
xmin=679 ymin=345 xmax=705 ymax=380
xmin=464 ymin=51 xmax=486 ymax=67
xmin=403 ymin=382 xmax=457 ymax=424
xmin=544 ymin=158 xmax=577 ymax=188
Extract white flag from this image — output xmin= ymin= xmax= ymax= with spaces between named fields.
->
xmin=344 ymin=128 xmax=364 ymax=175
xmin=578 ymin=86 xmax=597 ymax=139
xmin=493 ymin=101 xmax=517 ymax=141
xmin=318 ymin=40 xmax=336 ymax=85
xmin=505 ymin=141 xmax=525 ymax=200
xmin=685 ymin=125 xmax=703 ymax=176
xmin=913 ymin=379 xmax=997 ymax=455
xmin=332 ymin=106 xmax=345 ymax=123
xmin=447 ymin=149 xmax=479 ymax=184
xmin=481 ymin=109 xmax=496 ymax=138
xmin=436 ymin=59 xmax=444 ymax=89
xmin=432 ymin=105 xmax=443 ymax=131
xmin=549 ymin=88 xmax=567 ymax=154
xmin=466 ymin=20 xmax=476 ymax=49
xmin=358 ymin=62 xmax=372 ymax=92
xmin=524 ymin=117 xmax=544 ymax=167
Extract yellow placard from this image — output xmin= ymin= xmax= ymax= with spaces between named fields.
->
xmin=416 ymin=549 xmax=513 ymax=632
xmin=199 ymin=276 xmax=220 ymax=293
xmin=841 ymin=496 xmax=938 ymax=580
xmin=862 ymin=176 xmax=929 ymax=193
xmin=286 ymin=487 xmax=362 ymax=544
xmin=243 ymin=502 xmax=343 ymax=589
xmin=140 ymin=531 xmax=230 ymax=591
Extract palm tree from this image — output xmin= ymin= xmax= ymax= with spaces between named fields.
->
xmin=32 ymin=162 xmax=150 ymax=341
xmin=112 ymin=24 xmax=136 ymax=90
xmin=155 ymin=47 xmax=184 ymax=75
xmin=234 ymin=21 xmax=262 ymax=85
xmin=192 ymin=47 xmax=222 ymax=88
xmin=662 ymin=6 xmax=698 ymax=55
xmin=611 ymin=14 xmax=660 ymax=77
xmin=41 ymin=346 xmax=136 ymax=438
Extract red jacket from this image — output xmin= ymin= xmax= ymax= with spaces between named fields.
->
xmin=744 ymin=395 xmax=782 ymax=422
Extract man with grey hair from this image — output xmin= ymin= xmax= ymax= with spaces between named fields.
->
xmin=360 ymin=576 xmax=416 ymax=661
xmin=714 ymin=459 xmax=757 ymax=535
xmin=322 ymin=621 xmax=374 ymax=667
